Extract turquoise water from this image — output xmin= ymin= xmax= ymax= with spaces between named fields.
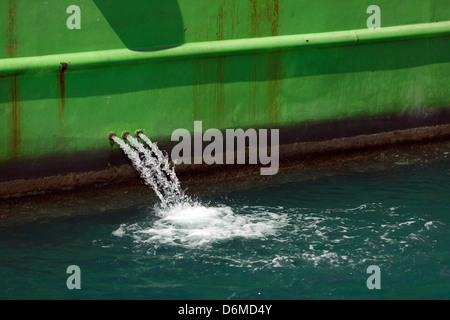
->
xmin=0 ymin=158 xmax=449 ymax=300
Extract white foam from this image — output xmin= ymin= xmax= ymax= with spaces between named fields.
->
xmin=301 ymin=251 xmax=343 ymax=267
xmin=271 ymin=255 xmax=294 ymax=268
xmin=112 ymin=203 xmax=288 ymax=248
xmin=112 ymin=224 xmax=126 ymax=237
xmin=424 ymin=221 xmax=444 ymax=230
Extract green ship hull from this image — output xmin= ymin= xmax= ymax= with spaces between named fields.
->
xmin=1 ymin=0 xmax=449 ymax=195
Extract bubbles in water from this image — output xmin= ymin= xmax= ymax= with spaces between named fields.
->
xmin=106 ymin=199 xmax=449 ymax=274
xmin=112 ymin=132 xmax=290 ymax=248
xmin=300 ymin=251 xmax=349 ymax=267
xmin=113 ymin=202 xmax=288 ymax=248
xmin=110 ymin=134 xmax=448 ymax=272
xmin=112 ymin=224 xmax=126 ymax=238
xmin=424 ymin=221 xmax=443 ymax=230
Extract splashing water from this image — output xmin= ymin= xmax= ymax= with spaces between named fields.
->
xmin=113 ymin=202 xmax=288 ymax=248
xmin=112 ymin=133 xmax=188 ymax=209
xmin=112 ymin=132 xmax=285 ymax=247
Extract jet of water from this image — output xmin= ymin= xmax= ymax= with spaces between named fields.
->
xmin=112 ymin=133 xmax=189 ymax=209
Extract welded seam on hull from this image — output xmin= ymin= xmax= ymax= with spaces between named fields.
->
xmin=0 ymin=21 xmax=449 ymax=76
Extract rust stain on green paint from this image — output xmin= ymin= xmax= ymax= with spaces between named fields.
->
xmin=248 ymin=54 xmax=261 ymax=120
xmin=215 ymin=5 xmax=226 ymax=127
xmin=7 ymin=0 xmax=21 ymax=159
xmin=7 ymin=0 xmax=17 ymax=58
xmin=248 ymin=0 xmax=279 ymax=37
xmin=194 ymin=1 xmax=282 ymax=127
xmin=267 ymin=50 xmax=282 ymax=121
xmin=8 ymin=74 xmax=21 ymax=159
xmin=57 ymin=62 xmax=68 ymax=134
xmin=217 ymin=5 xmax=225 ymax=41
xmin=249 ymin=0 xmax=259 ymax=37
xmin=192 ymin=57 xmax=225 ymax=128
xmin=192 ymin=60 xmax=201 ymax=121
xmin=271 ymin=0 xmax=279 ymax=36
xmin=192 ymin=3 xmax=230 ymax=128
xmin=248 ymin=0 xmax=282 ymax=123
xmin=215 ymin=56 xmax=225 ymax=128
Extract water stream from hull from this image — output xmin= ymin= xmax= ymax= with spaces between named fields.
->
xmin=111 ymin=132 xmax=283 ymax=247
xmin=112 ymin=133 xmax=188 ymax=209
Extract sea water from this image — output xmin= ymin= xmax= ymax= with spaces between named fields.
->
xmin=0 ymin=155 xmax=449 ymax=299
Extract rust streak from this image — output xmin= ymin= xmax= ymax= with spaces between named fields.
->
xmin=271 ymin=0 xmax=279 ymax=36
xmin=7 ymin=0 xmax=17 ymax=58
xmin=215 ymin=4 xmax=226 ymax=127
xmin=248 ymin=0 xmax=282 ymax=121
xmin=231 ymin=0 xmax=236 ymax=37
xmin=192 ymin=56 xmax=225 ymax=128
xmin=248 ymin=0 xmax=279 ymax=37
xmin=249 ymin=0 xmax=259 ymax=37
xmin=215 ymin=57 xmax=225 ymax=128
xmin=267 ymin=50 xmax=282 ymax=121
xmin=268 ymin=0 xmax=281 ymax=120
xmin=57 ymin=62 xmax=68 ymax=134
xmin=217 ymin=5 xmax=224 ymax=40
xmin=192 ymin=60 xmax=201 ymax=120
xmin=7 ymin=1 xmax=20 ymax=159
xmin=9 ymin=74 xmax=21 ymax=159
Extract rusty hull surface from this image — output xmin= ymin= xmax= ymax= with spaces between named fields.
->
xmin=1 ymin=123 xmax=450 ymax=200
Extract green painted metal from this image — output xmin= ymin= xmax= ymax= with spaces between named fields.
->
xmin=1 ymin=21 xmax=450 ymax=77
xmin=0 ymin=0 xmax=449 ymax=167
